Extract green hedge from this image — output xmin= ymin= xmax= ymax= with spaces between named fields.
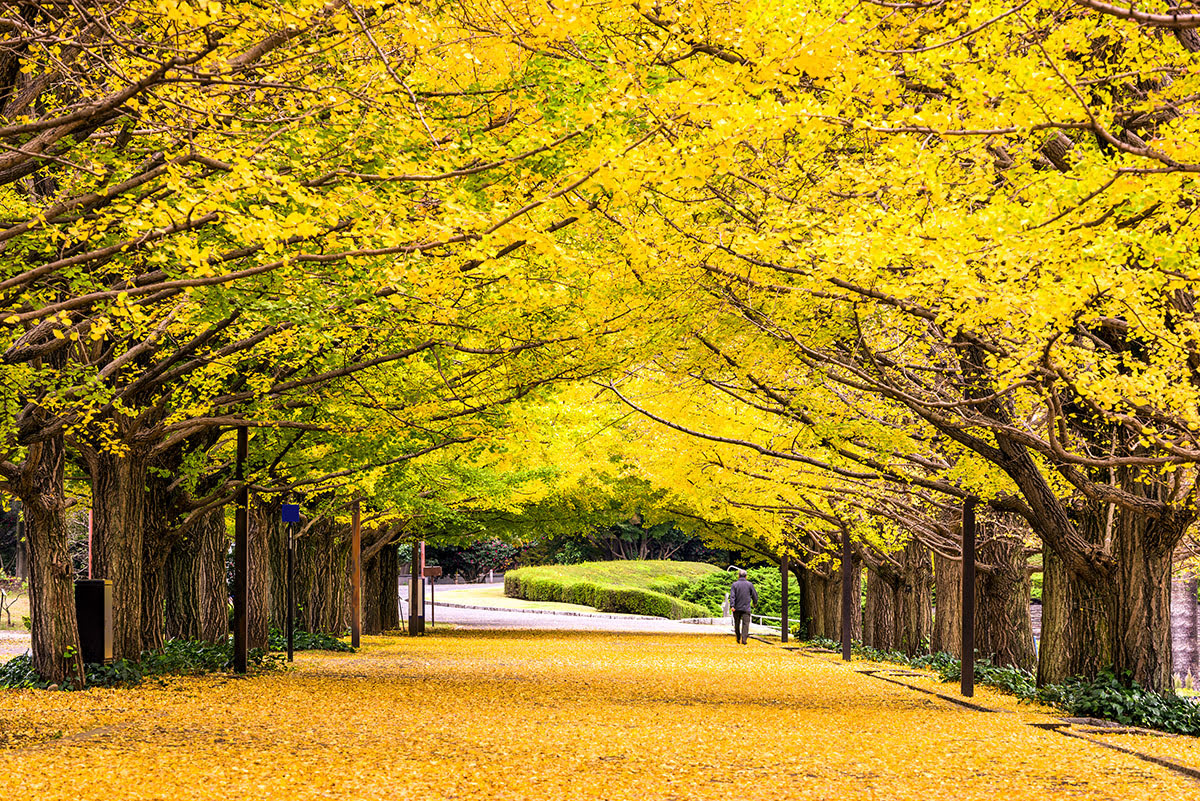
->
xmin=505 ymin=569 xmax=711 ymax=620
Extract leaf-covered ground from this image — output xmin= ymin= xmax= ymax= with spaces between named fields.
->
xmin=2 ymin=631 xmax=1197 ymax=799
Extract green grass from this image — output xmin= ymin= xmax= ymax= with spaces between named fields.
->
xmin=505 ymin=561 xmax=720 ymax=619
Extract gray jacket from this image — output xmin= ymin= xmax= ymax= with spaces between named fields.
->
xmin=728 ymin=578 xmax=758 ymax=612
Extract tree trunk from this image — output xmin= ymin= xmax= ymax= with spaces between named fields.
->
xmin=269 ymin=505 xmax=288 ymax=632
xmin=804 ymin=569 xmax=830 ymax=639
xmin=362 ymin=548 xmax=382 ymax=635
xmin=85 ymin=448 xmax=147 ymax=660
xmin=164 ymin=532 xmax=202 ymax=641
xmin=198 ymin=508 xmax=229 ymax=643
xmin=1111 ymin=500 xmax=1185 ymax=693
xmin=864 ymin=565 xmax=898 ymax=651
xmin=247 ymin=499 xmax=274 ymax=650
xmin=379 ymin=543 xmax=400 ymax=631
xmin=826 ymin=552 xmax=862 ymax=644
xmin=932 ymin=551 xmax=961 ymax=657
xmin=1038 ymin=546 xmax=1114 ymax=686
xmin=896 ymin=539 xmax=932 ymax=657
xmin=976 ymin=533 xmax=1036 ymax=671
xmin=20 ymin=431 xmax=84 ymax=686
xmin=296 ymin=519 xmax=350 ymax=634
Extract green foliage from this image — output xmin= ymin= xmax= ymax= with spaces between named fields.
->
xmin=0 ymin=639 xmax=285 ymax=690
xmin=504 ymin=560 xmax=715 ymax=619
xmin=1039 ymin=670 xmax=1200 ymax=735
xmin=267 ymin=628 xmax=355 ymax=653
xmin=801 ymin=638 xmax=1200 ymax=735
xmin=677 ymin=567 xmax=800 ymax=617
xmin=1030 ymin=572 xmax=1043 ymax=603
xmin=553 ymin=541 xmax=587 ymax=565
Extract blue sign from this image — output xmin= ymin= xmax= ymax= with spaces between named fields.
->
xmin=281 ymin=503 xmax=301 ymax=523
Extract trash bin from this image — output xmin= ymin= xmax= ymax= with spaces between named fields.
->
xmin=75 ymin=579 xmax=113 ymax=664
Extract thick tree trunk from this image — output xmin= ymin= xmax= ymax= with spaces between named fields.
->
xmin=896 ymin=540 xmax=932 ymax=657
xmin=362 ymin=548 xmax=382 ymax=635
xmin=864 ymin=565 xmax=898 ymax=651
xmin=85 ymin=449 xmax=148 ymax=660
xmin=804 ymin=570 xmax=831 ymax=639
xmin=20 ymin=432 xmax=85 ymax=686
xmin=198 ymin=509 xmax=230 ymax=643
xmin=932 ymin=552 xmax=961 ymax=657
xmin=1038 ymin=547 xmax=1114 ymax=686
xmin=296 ymin=519 xmax=350 ymax=634
xmin=379 ymin=543 xmax=400 ymax=632
xmin=247 ymin=499 xmax=274 ymax=650
xmin=832 ymin=553 xmax=862 ymax=644
xmin=268 ymin=505 xmax=288 ymax=632
xmin=164 ymin=533 xmax=202 ymax=641
xmin=976 ymin=534 xmax=1036 ymax=671
xmin=1111 ymin=503 xmax=1184 ymax=693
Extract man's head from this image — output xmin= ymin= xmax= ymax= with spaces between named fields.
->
xmin=738 ymin=569 xmax=747 ymax=579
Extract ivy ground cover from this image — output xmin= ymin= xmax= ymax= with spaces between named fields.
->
xmin=3 ymin=631 xmax=1197 ymax=800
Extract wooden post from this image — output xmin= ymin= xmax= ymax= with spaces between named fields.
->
xmin=841 ymin=527 xmax=852 ymax=662
xmin=234 ymin=426 xmax=248 ymax=674
xmin=351 ymin=499 xmax=361 ymax=649
xmin=780 ymin=553 xmax=789 ymax=643
xmin=961 ymin=497 xmax=977 ymax=697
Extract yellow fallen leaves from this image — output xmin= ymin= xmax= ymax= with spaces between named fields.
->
xmin=1 ymin=631 xmax=1197 ymax=800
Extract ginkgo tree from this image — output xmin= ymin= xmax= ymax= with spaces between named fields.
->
xmin=589 ymin=0 xmax=1200 ymax=692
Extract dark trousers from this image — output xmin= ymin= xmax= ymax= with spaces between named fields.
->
xmin=733 ymin=610 xmax=751 ymax=643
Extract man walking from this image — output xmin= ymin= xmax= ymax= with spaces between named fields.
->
xmin=728 ymin=569 xmax=758 ymax=645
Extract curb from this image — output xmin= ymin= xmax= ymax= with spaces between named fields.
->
xmin=433 ymin=600 xmax=720 ymax=623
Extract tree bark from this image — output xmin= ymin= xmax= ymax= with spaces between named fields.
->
xmin=896 ymin=539 xmax=932 ymax=657
xmin=296 ymin=518 xmax=349 ymax=634
xmin=84 ymin=448 xmax=148 ymax=660
xmin=198 ymin=508 xmax=229 ymax=643
xmin=164 ymin=532 xmax=202 ymax=641
xmin=976 ymin=533 xmax=1036 ymax=671
xmin=932 ymin=551 xmax=961 ymax=657
xmin=1038 ymin=546 xmax=1114 ymax=686
xmin=379 ymin=543 xmax=400 ymax=632
xmin=247 ymin=498 xmax=274 ymax=649
xmin=864 ymin=565 xmax=898 ymax=651
xmin=20 ymin=430 xmax=85 ymax=685
xmin=1111 ymin=496 xmax=1184 ymax=692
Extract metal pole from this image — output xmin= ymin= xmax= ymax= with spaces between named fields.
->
xmin=962 ymin=497 xmax=977 ymax=698
xmin=841 ymin=527 xmax=852 ymax=662
xmin=234 ymin=426 xmax=248 ymax=674
xmin=351 ymin=499 xmax=361 ymax=649
xmin=780 ymin=552 xmax=789 ymax=643
xmin=287 ymin=519 xmax=295 ymax=662
xmin=430 ymin=574 xmax=434 ymax=629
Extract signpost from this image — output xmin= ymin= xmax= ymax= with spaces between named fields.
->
xmin=281 ymin=502 xmax=300 ymax=662
xmin=408 ymin=541 xmax=426 ymax=635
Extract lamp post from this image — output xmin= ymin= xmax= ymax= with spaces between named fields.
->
xmin=961 ymin=497 xmax=978 ymax=698
xmin=233 ymin=425 xmax=248 ymax=674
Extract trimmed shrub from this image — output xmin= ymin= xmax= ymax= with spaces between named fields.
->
xmin=504 ymin=565 xmax=711 ymax=620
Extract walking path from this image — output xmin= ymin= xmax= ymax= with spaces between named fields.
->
xmin=6 ymin=630 xmax=1199 ymax=799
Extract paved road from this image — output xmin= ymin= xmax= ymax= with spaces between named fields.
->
xmin=0 ymin=629 xmax=30 ymax=661
xmin=0 ymin=587 xmax=773 ymax=663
